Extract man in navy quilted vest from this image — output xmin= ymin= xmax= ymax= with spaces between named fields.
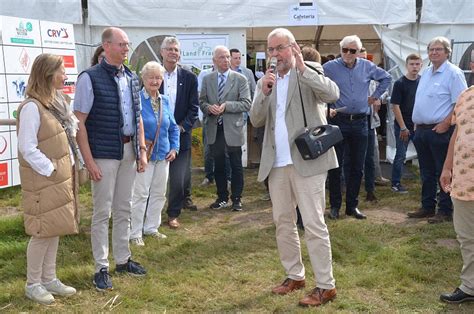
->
xmin=74 ymin=27 xmax=148 ymax=291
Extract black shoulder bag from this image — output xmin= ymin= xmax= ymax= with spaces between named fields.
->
xmin=294 ymin=70 xmax=343 ymax=160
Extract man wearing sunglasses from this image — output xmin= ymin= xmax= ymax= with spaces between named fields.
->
xmin=323 ymin=35 xmax=391 ymax=220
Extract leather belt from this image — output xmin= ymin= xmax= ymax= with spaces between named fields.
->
xmin=417 ymin=124 xmax=437 ymax=129
xmin=338 ymin=113 xmax=367 ymax=121
xmin=122 ymin=136 xmax=132 ymax=143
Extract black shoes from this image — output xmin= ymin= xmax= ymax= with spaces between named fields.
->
xmin=365 ymin=191 xmax=377 ymax=202
xmin=232 ymin=200 xmax=242 ymax=211
xmin=328 ymin=208 xmax=339 ymax=220
xmin=346 ymin=208 xmax=367 ymax=219
xmin=184 ymin=197 xmax=197 ymax=211
xmin=440 ymin=288 xmax=474 ymax=304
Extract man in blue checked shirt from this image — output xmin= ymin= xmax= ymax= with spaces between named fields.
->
xmin=323 ymin=35 xmax=391 ymax=220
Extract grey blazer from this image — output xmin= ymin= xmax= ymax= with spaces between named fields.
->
xmin=200 ymin=70 xmax=251 ymax=147
xmin=239 ymin=67 xmax=257 ymax=99
xmin=250 ymin=62 xmax=340 ymax=182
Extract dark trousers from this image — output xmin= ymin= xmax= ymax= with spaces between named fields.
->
xmin=413 ymin=126 xmax=454 ymax=215
xmin=328 ymin=116 xmax=368 ymax=211
xmin=203 ymin=121 xmax=231 ymax=182
xmin=364 ymin=118 xmax=376 ymax=193
xmin=167 ymin=149 xmax=191 ymax=218
xmin=211 ymin=127 xmax=243 ymax=202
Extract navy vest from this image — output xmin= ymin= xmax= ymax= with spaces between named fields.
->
xmin=82 ymin=60 xmax=141 ymax=160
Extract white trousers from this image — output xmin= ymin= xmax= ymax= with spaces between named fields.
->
xmin=130 ymin=159 xmax=170 ymax=239
xmin=26 ymin=236 xmax=59 ymax=285
xmin=453 ymin=197 xmax=474 ymax=295
xmin=91 ymin=142 xmax=136 ymax=272
xmin=268 ymin=165 xmax=335 ymax=289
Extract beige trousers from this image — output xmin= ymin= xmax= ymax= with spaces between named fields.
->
xmin=26 ymin=236 xmax=59 ymax=285
xmin=268 ymin=165 xmax=335 ymax=289
xmin=453 ymin=197 xmax=474 ymax=295
xmin=91 ymin=142 xmax=137 ymax=272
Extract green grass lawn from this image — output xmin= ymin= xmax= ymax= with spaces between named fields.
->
xmin=0 ymin=164 xmax=473 ymax=312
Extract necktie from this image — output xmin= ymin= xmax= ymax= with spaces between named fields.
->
xmin=218 ymin=74 xmax=225 ymax=102
xmin=217 ymin=74 xmax=225 ymax=125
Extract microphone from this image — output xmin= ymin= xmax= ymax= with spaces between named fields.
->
xmin=267 ymin=57 xmax=277 ymax=90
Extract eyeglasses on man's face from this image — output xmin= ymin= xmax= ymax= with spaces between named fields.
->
xmin=108 ymin=41 xmax=132 ymax=48
xmin=341 ymin=47 xmax=358 ymax=54
xmin=428 ymin=47 xmax=445 ymax=53
xmin=267 ymin=44 xmax=291 ymax=54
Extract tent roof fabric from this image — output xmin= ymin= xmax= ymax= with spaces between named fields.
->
xmin=88 ymin=0 xmax=416 ymax=27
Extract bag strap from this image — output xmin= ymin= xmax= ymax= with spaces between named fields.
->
xmin=296 ymin=71 xmax=308 ymax=129
xmin=296 ymin=63 xmax=330 ymax=128
xmin=148 ymin=97 xmax=164 ymax=156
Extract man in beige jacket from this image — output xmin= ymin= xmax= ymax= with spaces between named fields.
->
xmin=250 ymin=28 xmax=340 ymax=307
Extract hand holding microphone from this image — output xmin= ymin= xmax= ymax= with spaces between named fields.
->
xmin=263 ymin=57 xmax=277 ymax=96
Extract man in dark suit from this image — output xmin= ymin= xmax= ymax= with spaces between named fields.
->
xmin=160 ymin=37 xmax=199 ymax=229
xmin=200 ymin=46 xmax=251 ymax=211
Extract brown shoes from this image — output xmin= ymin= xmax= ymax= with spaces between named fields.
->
xmin=407 ymin=208 xmax=435 ymax=218
xmin=167 ymin=217 xmax=180 ymax=229
xmin=271 ymin=278 xmax=305 ymax=295
xmin=299 ymin=287 xmax=337 ymax=307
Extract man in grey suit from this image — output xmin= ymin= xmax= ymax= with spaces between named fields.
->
xmin=200 ymin=46 xmax=251 ymax=211
xmin=250 ymin=28 xmax=340 ymax=307
xmin=230 ymin=48 xmax=256 ymax=99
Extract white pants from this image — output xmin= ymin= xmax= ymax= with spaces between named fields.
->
xmin=268 ymin=165 xmax=335 ymax=289
xmin=130 ymin=159 xmax=169 ymax=239
xmin=91 ymin=142 xmax=136 ymax=272
xmin=26 ymin=236 xmax=59 ymax=285
xmin=453 ymin=197 xmax=474 ymax=295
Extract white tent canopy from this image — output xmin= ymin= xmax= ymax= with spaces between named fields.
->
xmin=87 ymin=0 xmax=415 ymax=27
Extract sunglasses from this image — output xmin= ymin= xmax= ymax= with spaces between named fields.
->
xmin=342 ymin=48 xmax=358 ymax=54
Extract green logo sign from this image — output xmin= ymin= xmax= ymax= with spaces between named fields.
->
xmin=26 ymin=22 xmax=33 ymax=32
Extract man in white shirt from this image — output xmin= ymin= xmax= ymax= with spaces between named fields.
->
xmin=159 ymin=37 xmax=199 ymax=228
xmin=250 ymin=28 xmax=340 ymax=307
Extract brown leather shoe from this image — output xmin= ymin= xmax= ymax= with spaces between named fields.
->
xmin=407 ymin=208 xmax=435 ymax=218
xmin=168 ymin=218 xmax=180 ymax=229
xmin=271 ymin=278 xmax=305 ymax=295
xmin=299 ymin=287 xmax=337 ymax=307
xmin=427 ymin=212 xmax=452 ymax=224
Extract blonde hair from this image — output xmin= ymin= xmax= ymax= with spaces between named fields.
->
xmin=140 ymin=61 xmax=165 ymax=79
xmin=26 ymin=53 xmax=64 ymax=105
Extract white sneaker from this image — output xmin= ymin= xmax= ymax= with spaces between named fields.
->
xmin=146 ymin=232 xmax=167 ymax=239
xmin=130 ymin=237 xmax=145 ymax=246
xmin=25 ymin=284 xmax=55 ymax=305
xmin=200 ymin=177 xmax=212 ymax=187
xmin=43 ymin=279 xmax=76 ymax=296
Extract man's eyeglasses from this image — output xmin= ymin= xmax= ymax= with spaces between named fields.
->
xmin=428 ymin=47 xmax=445 ymax=53
xmin=341 ymin=47 xmax=358 ymax=54
xmin=267 ymin=44 xmax=291 ymax=54
xmin=108 ymin=41 xmax=132 ymax=48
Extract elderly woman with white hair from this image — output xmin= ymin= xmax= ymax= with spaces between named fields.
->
xmin=130 ymin=61 xmax=180 ymax=246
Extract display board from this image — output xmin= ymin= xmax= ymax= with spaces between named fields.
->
xmin=0 ymin=15 xmax=77 ymax=189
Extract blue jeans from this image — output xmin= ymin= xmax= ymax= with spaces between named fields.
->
xmin=391 ymin=124 xmax=415 ymax=186
xmin=211 ymin=127 xmax=243 ymax=202
xmin=413 ymin=126 xmax=454 ymax=214
xmin=328 ymin=116 xmax=368 ymax=211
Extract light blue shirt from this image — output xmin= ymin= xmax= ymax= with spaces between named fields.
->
xmin=74 ymin=66 xmax=136 ymax=136
xmin=323 ymin=57 xmax=391 ymax=115
xmin=412 ymin=60 xmax=467 ymax=125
